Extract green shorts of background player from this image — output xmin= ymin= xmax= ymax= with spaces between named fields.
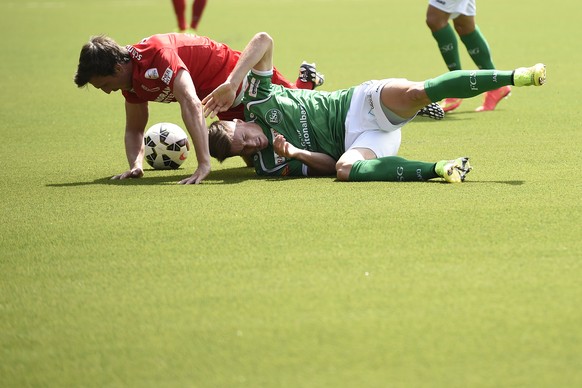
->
xmin=203 ymin=32 xmax=546 ymax=183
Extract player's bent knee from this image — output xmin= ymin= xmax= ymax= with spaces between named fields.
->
xmin=335 ymin=160 xmax=352 ymax=181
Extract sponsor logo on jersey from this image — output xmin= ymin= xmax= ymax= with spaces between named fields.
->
xmin=141 ymin=84 xmax=160 ymax=93
xmin=248 ymin=77 xmax=260 ymax=97
xmin=265 ymin=108 xmax=283 ymax=125
xmin=296 ymin=104 xmax=312 ymax=150
xmin=154 ymin=86 xmax=175 ymax=103
xmin=126 ymin=45 xmax=143 ymax=61
xmin=161 ymin=67 xmax=174 ymax=85
xmin=145 ymin=68 xmax=159 ymax=80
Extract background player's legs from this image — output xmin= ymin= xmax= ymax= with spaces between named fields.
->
xmin=427 ymin=6 xmax=461 ymax=71
xmin=426 ymin=5 xmax=462 ymax=111
xmin=171 ymin=0 xmax=187 ymax=31
xmin=190 ymin=0 xmax=207 ymax=31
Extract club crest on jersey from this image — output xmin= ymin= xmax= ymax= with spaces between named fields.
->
xmin=265 ymin=108 xmax=283 ymax=125
xmin=145 ymin=68 xmax=159 ymax=79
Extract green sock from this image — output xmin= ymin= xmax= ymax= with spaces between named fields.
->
xmin=432 ymin=24 xmax=461 ymax=71
xmin=424 ymin=69 xmax=514 ymax=102
xmin=348 ymin=156 xmax=438 ymax=182
xmin=460 ymin=26 xmax=495 ymax=69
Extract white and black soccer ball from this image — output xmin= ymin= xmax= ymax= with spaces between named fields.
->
xmin=144 ymin=123 xmax=190 ymax=169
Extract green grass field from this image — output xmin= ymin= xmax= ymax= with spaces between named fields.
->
xmin=1 ymin=0 xmax=581 ymax=386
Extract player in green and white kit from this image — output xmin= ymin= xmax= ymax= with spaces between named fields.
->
xmin=238 ymin=69 xmax=353 ymax=176
xmin=204 ymin=32 xmax=546 ymax=183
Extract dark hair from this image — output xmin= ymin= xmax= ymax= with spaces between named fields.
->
xmin=208 ymin=121 xmax=234 ymax=162
xmin=74 ymin=35 xmax=130 ymax=87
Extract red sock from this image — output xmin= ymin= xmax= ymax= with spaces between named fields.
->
xmin=190 ymin=0 xmax=207 ymax=30
xmin=295 ymin=79 xmax=315 ymax=90
xmin=171 ymin=0 xmax=187 ymax=30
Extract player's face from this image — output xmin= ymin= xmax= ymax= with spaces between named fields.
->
xmin=89 ymin=65 xmax=131 ymax=94
xmin=229 ymin=119 xmax=269 ymax=157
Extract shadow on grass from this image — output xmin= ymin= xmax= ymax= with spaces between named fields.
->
xmin=413 ymin=110 xmax=477 ymax=124
xmin=46 ymin=167 xmax=526 ymax=187
xmin=46 ymin=167 xmax=260 ymax=187
xmin=471 ymin=180 xmax=525 ymax=186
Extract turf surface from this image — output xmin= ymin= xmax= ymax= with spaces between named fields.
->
xmin=1 ymin=0 xmax=581 ymax=386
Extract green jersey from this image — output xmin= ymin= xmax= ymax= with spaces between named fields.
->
xmin=243 ymin=70 xmax=355 ymax=176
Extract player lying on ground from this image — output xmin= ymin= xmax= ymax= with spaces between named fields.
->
xmin=204 ymin=32 xmax=546 ymax=183
xmin=73 ymin=33 xmax=324 ymax=184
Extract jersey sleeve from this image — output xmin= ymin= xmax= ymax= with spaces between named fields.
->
xmin=155 ymin=47 xmax=188 ymax=89
xmin=253 ymin=151 xmax=308 ymax=177
xmin=243 ymin=68 xmax=274 ymax=103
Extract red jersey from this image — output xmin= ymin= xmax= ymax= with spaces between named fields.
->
xmin=122 ymin=33 xmax=296 ymax=120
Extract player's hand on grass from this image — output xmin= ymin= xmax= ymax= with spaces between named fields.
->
xmin=111 ymin=167 xmax=144 ymax=180
xmin=178 ymin=163 xmax=211 ymax=185
xmin=202 ymin=82 xmax=237 ymax=119
xmin=273 ymin=134 xmax=298 ymax=158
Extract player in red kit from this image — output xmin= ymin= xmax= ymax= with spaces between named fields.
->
xmin=171 ymin=0 xmax=207 ymax=32
xmin=74 ymin=33 xmax=324 ymax=184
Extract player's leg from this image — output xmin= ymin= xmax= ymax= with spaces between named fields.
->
xmin=455 ymin=18 xmax=492 ymax=70
xmin=270 ymin=63 xmax=324 ymax=90
xmin=427 ymin=5 xmax=461 ymax=71
xmin=337 ymin=130 xmax=435 ymax=182
xmin=190 ymin=0 xmax=207 ymax=31
xmin=171 ymin=0 xmax=187 ymax=32
xmin=378 ymin=64 xmax=546 ymax=118
xmin=296 ymin=62 xmax=325 ymax=90
xmin=271 ymin=68 xmax=299 ymax=89
xmin=427 ymin=4 xmax=463 ymax=112
xmin=454 ymin=14 xmax=511 ymax=111
xmin=336 ymin=148 xmax=470 ymax=183
xmin=423 ymin=64 xmax=546 ymax=104
xmin=458 ymin=21 xmax=512 ymax=111
xmin=340 ymin=151 xmax=440 ymax=182
xmin=338 ymin=98 xmax=472 ymax=183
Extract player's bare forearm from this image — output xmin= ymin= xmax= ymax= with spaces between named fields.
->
xmin=227 ymin=32 xmax=274 ymax=87
xmin=202 ymin=32 xmax=273 ymax=118
xmin=180 ymin=102 xmax=211 ymax=183
xmin=293 ymin=149 xmax=336 ymax=176
xmin=173 ymin=70 xmax=212 ymax=184
xmin=273 ymin=134 xmax=335 ymax=176
xmin=124 ymin=101 xmax=148 ymax=170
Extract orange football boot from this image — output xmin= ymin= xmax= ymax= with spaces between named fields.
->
xmin=475 ymin=85 xmax=512 ymax=112
xmin=439 ymin=98 xmax=463 ymax=112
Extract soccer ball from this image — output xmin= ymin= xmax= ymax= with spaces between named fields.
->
xmin=143 ymin=122 xmax=190 ymax=169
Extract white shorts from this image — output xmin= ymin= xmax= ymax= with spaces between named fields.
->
xmin=429 ymin=0 xmax=476 ymax=19
xmin=344 ymin=79 xmax=413 ymax=158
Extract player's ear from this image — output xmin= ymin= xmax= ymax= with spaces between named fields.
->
xmin=114 ymin=63 xmax=124 ymax=74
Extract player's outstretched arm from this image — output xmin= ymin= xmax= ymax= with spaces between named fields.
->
xmin=202 ymin=32 xmax=274 ymax=118
xmin=173 ymin=70 xmax=212 ymax=184
xmin=273 ymin=134 xmax=336 ymax=176
xmin=111 ymin=101 xmax=148 ymax=180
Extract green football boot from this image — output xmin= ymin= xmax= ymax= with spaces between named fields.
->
xmin=435 ymin=157 xmax=472 ymax=183
xmin=513 ymin=63 xmax=546 ymax=87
